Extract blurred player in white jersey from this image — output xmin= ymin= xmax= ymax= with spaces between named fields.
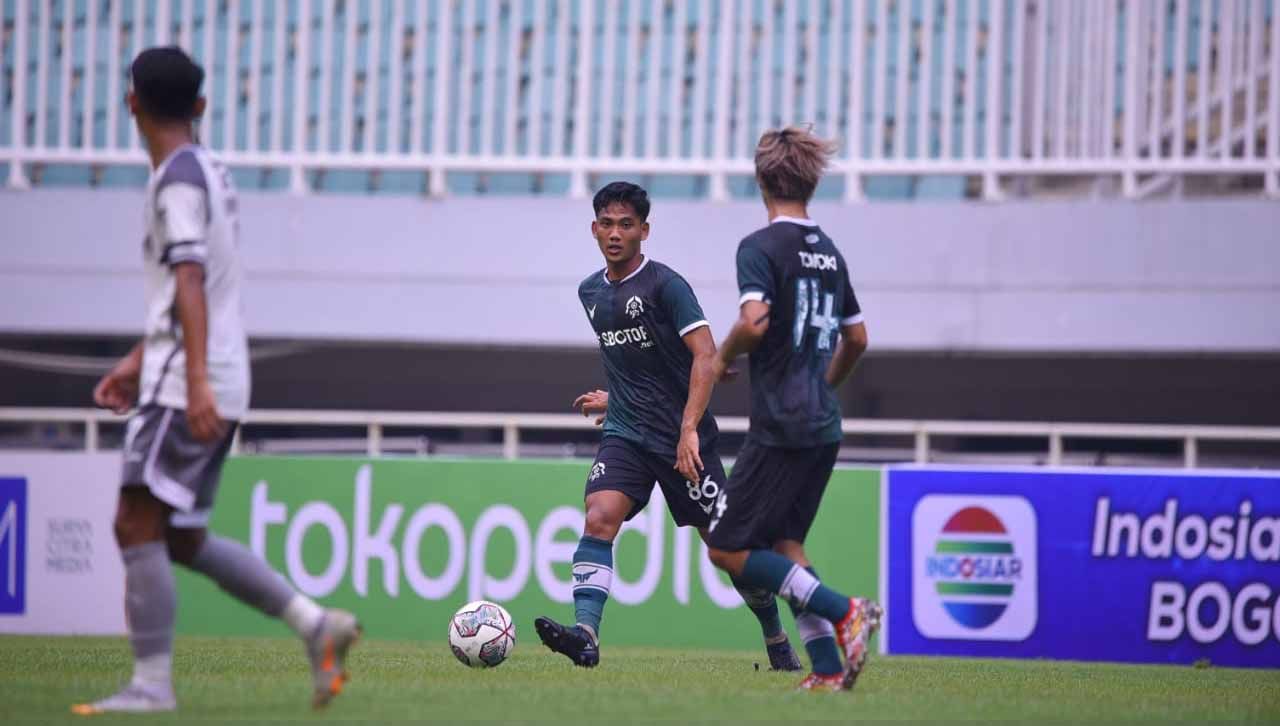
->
xmin=73 ymin=47 xmax=359 ymax=715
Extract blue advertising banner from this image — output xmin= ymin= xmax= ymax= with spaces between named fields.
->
xmin=884 ymin=467 xmax=1280 ymax=668
xmin=0 ymin=477 xmax=27 ymax=615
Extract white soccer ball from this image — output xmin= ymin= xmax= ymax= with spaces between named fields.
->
xmin=448 ymin=600 xmax=516 ymax=668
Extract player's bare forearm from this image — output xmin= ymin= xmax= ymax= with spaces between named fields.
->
xmin=117 ymin=341 xmax=145 ymax=378
xmin=173 ymin=262 xmax=210 ymax=384
xmin=714 ymin=300 xmax=770 ymax=375
xmin=825 ymin=322 xmax=868 ymax=388
xmin=174 ymin=262 xmax=225 ymax=441
xmin=680 ymin=329 xmax=718 ymax=434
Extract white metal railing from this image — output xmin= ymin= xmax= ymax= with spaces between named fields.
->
xmin=2 ymin=0 xmax=1277 ymax=199
xmin=4 ymin=406 xmax=1280 ymax=468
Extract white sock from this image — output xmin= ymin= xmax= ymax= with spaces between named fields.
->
xmin=282 ymin=594 xmax=325 ymax=638
xmin=131 ymin=652 xmax=173 ymax=690
xmin=778 ymin=565 xmax=821 ymax=610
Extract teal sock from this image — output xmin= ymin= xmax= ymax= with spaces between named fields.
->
xmin=731 ymin=575 xmax=785 ymax=642
xmin=740 ymin=550 xmax=852 ymax=624
xmin=787 ymin=567 xmax=843 ymax=676
xmin=571 ymin=535 xmax=613 ymax=640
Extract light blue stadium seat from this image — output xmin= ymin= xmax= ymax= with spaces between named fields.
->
xmin=100 ymin=165 xmax=150 ymax=188
xmin=8 ymin=0 xmax=1223 ymax=200
xmin=865 ymin=176 xmax=914 ymax=200
xmin=38 ymin=163 xmax=92 ymax=186
xmin=916 ymin=175 xmax=967 ymax=199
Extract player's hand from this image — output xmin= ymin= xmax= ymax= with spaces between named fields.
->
xmin=675 ymin=428 xmax=703 ymax=483
xmin=92 ymin=362 xmax=140 ymax=414
xmin=186 ymin=378 xmax=226 ymax=443
xmin=573 ymin=389 xmax=609 ymax=426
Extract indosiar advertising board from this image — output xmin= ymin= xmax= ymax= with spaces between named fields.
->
xmin=883 ymin=466 xmax=1280 ymax=668
xmin=174 ymin=457 xmax=882 ymax=649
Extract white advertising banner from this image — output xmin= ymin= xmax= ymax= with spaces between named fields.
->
xmin=0 ymin=453 xmax=126 ymax=635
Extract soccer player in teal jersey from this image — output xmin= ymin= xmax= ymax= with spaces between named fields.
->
xmin=534 ymin=182 xmax=802 ymax=671
xmin=705 ymin=128 xmax=883 ymax=692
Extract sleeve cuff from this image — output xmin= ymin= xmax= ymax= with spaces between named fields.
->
xmin=739 ymin=290 xmax=768 ymax=305
xmin=678 ymin=320 xmax=711 ymax=337
xmin=163 ymin=240 xmax=208 ymax=266
xmin=840 ymin=313 xmax=865 ymax=326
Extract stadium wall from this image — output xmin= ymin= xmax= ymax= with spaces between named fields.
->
xmin=3 ymin=190 xmax=1278 ymax=352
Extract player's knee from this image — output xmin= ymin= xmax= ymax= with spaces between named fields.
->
xmin=583 ymin=507 xmax=623 ymax=541
xmin=113 ymin=509 xmax=164 ymax=548
xmin=165 ymin=527 xmax=207 ymax=565
xmin=706 ymin=547 xmax=737 ymax=573
xmin=113 ymin=488 xmax=167 ymax=548
xmin=773 ymin=540 xmax=809 ymax=565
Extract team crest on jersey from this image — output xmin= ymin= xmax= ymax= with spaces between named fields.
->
xmin=625 ymin=296 xmax=644 ymax=319
xmin=589 ymin=462 xmax=606 ymax=482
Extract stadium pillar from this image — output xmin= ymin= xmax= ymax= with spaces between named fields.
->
xmin=429 ymin=168 xmax=447 ymax=198
xmin=8 ymin=0 xmax=29 ymax=190
xmin=981 ymin=172 xmax=1004 ymax=201
xmin=289 ymin=166 xmax=307 ymax=195
xmin=569 ymin=169 xmax=589 ymax=199
xmin=1183 ymin=436 xmax=1198 ymax=469
xmin=914 ymin=429 xmax=930 ymax=464
xmin=1048 ymin=431 xmax=1063 ymax=467
xmin=709 ymin=173 xmax=729 ymax=202
xmin=1122 ymin=171 xmax=1139 ymax=199
xmin=844 ymin=170 xmax=865 ymax=203
xmin=502 ymin=423 xmax=520 ymax=461
xmin=5 ymin=162 xmax=29 ymax=190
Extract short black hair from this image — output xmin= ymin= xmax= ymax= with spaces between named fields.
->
xmin=130 ymin=46 xmax=204 ymax=121
xmin=592 ymin=181 xmax=650 ymax=221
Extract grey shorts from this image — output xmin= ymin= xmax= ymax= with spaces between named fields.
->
xmin=120 ymin=404 xmax=238 ymax=528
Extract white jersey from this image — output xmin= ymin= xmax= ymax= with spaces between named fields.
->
xmin=138 ymin=143 xmax=250 ymax=420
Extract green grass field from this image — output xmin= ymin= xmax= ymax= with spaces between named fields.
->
xmin=1 ymin=635 xmax=1275 ymax=722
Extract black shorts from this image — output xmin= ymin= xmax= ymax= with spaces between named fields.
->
xmin=585 ymin=436 xmax=728 ymax=528
xmin=706 ymin=439 xmax=840 ymax=551
xmin=120 ymin=404 xmax=238 ymax=528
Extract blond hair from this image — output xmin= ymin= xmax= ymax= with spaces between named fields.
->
xmin=753 ymin=126 xmax=838 ymax=202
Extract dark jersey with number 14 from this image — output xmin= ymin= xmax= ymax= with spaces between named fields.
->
xmin=737 ymin=218 xmax=863 ymax=448
xmin=579 ymin=257 xmax=720 ymax=458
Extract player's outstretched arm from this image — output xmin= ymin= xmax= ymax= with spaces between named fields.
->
xmin=573 ymin=389 xmax=609 ymax=426
xmin=825 ymin=322 xmax=869 ymax=388
xmin=174 ymin=262 xmax=226 ymax=442
xmin=92 ymin=341 xmax=144 ymax=414
xmin=675 ymin=327 xmax=717 ymax=482
xmin=712 ymin=300 xmax=770 ymax=380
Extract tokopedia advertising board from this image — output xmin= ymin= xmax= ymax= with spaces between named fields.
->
xmin=174 ymin=457 xmax=881 ymax=649
xmin=884 ymin=466 xmax=1280 ymax=668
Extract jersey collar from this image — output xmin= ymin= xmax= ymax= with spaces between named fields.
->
xmin=603 ymin=255 xmax=650 ymax=285
xmin=770 ymin=215 xmax=819 ymax=227
xmin=154 ymin=142 xmax=200 ymax=174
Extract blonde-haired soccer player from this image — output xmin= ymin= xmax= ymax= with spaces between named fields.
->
xmin=705 ymin=127 xmax=883 ymax=692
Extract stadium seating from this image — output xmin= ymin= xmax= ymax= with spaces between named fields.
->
xmin=1 ymin=1 xmax=1275 ymax=198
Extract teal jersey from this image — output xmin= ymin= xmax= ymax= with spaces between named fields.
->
xmin=578 ymin=257 xmax=720 ymax=457
xmin=737 ymin=218 xmax=864 ymax=447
